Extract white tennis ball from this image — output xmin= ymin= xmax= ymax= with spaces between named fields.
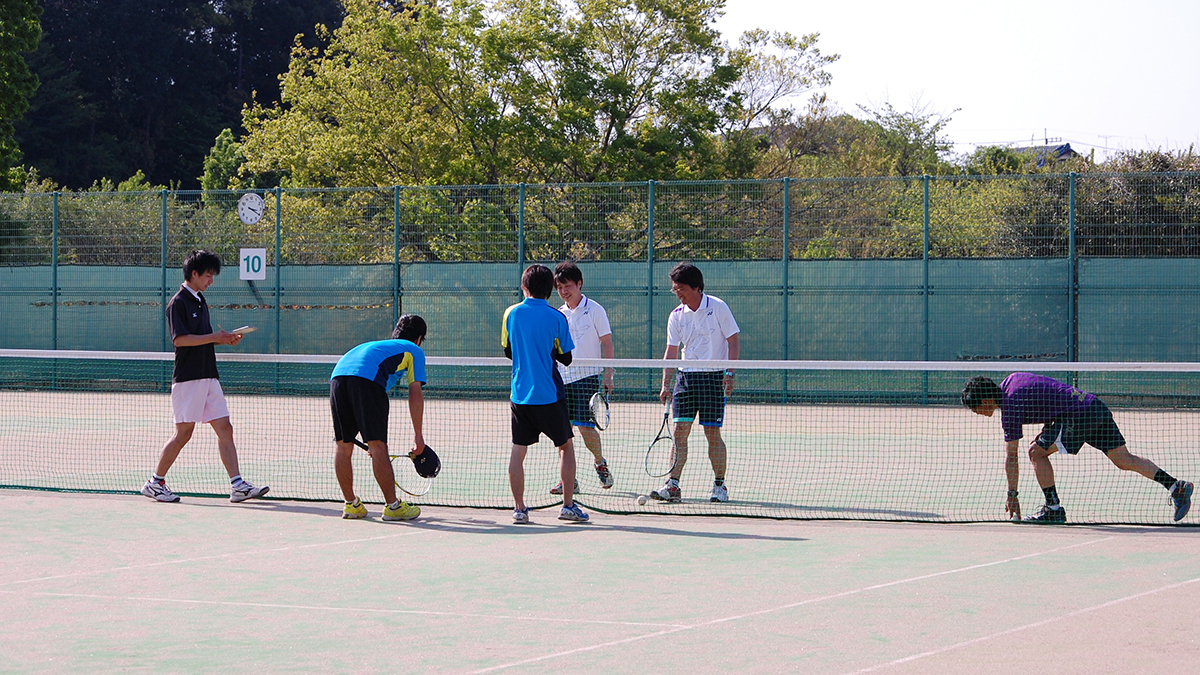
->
xmin=636 ymin=495 xmax=648 ymax=506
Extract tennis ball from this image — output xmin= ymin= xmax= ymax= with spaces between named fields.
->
xmin=636 ymin=495 xmax=648 ymax=506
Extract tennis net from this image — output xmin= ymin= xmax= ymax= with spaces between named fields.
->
xmin=2 ymin=349 xmax=1198 ymax=524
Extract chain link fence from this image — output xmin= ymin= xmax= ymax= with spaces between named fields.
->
xmin=2 ymin=174 xmax=1199 ymax=360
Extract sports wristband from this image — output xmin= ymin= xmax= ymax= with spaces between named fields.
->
xmin=1007 ymin=490 xmax=1019 ymax=498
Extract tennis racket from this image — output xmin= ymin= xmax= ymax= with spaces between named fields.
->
xmin=644 ymin=402 xmax=676 ymax=478
xmin=589 ymin=391 xmax=610 ymax=431
xmin=350 ymin=438 xmax=434 ymax=497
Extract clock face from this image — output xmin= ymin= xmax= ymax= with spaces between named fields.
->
xmin=237 ymin=193 xmax=265 ymax=225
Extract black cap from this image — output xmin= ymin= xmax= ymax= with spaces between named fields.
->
xmin=412 ymin=445 xmax=441 ymax=479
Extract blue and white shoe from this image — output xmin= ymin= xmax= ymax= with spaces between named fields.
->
xmin=1170 ymin=481 xmax=1193 ymax=522
xmin=512 ymin=507 xmax=530 ymax=524
xmin=558 ymin=503 xmax=589 ymax=522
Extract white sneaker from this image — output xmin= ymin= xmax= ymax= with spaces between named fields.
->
xmin=513 ymin=507 xmax=530 ymax=524
xmin=710 ymin=484 xmax=729 ymax=503
xmin=141 ymin=479 xmax=180 ymax=503
xmin=650 ymin=481 xmax=681 ymax=503
xmin=230 ymin=480 xmax=269 ymax=503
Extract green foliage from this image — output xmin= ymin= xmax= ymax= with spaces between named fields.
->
xmin=13 ymin=0 xmax=344 ymax=190
xmin=855 ymin=100 xmax=958 ymax=177
xmin=200 ymin=129 xmax=245 ymax=191
xmin=0 ymin=0 xmax=41 ymax=191
xmin=962 ymin=146 xmax=1027 ymax=176
xmin=239 ymin=0 xmax=834 ymax=187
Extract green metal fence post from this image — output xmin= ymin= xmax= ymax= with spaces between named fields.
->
xmin=647 ymin=180 xmax=656 ymax=361
xmin=922 ymin=175 xmax=930 ymax=362
xmin=781 ymin=177 xmax=790 ymax=403
xmin=274 ymin=186 xmax=282 ymax=356
xmin=394 ymin=186 xmax=401 ymax=326
xmin=1069 ymin=172 xmax=1077 ymax=362
xmin=517 ymin=183 xmax=526 ymax=286
xmin=160 ymin=189 xmax=168 ymax=352
xmin=51 ymin=191 xmax=59 ymax=351
xmin=922 ymin=175 xmax=931 ymax=402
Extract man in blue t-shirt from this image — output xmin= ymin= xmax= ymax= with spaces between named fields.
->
xmin=963 ymin=373 xmax=1192 ymax=523
xmin=501 ymin=264 xmax=589 ymax=524
xmin=330 ymin=314 xmax=430 ymax=521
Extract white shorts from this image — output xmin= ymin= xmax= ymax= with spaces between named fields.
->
xmin=171 ymin=378 xmax=231 ymax=424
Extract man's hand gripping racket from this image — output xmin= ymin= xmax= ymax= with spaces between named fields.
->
xmin=351 ymin=437 xmax=441 ymax=497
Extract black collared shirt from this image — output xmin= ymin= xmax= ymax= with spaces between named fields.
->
xmin=167 ymin=285 xmax=220 ymax=383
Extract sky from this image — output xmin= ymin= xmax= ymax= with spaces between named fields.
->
xmin=714 ymin=0 xmax=1200 ymax=161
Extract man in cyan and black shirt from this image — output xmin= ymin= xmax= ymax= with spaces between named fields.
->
xmin=140 ymin=250 xmax=270 ymax=504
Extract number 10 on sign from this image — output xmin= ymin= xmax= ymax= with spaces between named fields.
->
xmin=240 ymin=248 xmax=267 ymax=281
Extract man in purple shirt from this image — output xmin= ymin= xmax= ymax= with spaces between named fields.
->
xmin=962 ymin=373 xmax=1192 ymax=523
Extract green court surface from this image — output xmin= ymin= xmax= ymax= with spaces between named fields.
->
xmin=2 ymin=489 xmax=1198 ymax=674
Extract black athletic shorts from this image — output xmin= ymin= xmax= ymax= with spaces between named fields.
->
xmin=1035 ymin=399 xmax=1126 ymax=455
xmin=511 ymin=399 xmax=574 ymax=447
xmin=672 ymin=370 xmax=726 ymax=427
xmin=564 ymin=375 xmax=601 ymax=428
xmin=330 ymin=375 xmax=390 ymax=444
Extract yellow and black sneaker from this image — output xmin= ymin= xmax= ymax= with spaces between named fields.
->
xmin=382 ymin=500 xmax=420 ymax=521
xmin=342 ymin=498 xmax=368 ymax=519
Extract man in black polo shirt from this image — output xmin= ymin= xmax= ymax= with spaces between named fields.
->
xmin=141 ymin=250 xmax=270 ymax=504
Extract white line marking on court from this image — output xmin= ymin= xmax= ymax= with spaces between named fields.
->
xmin=467 ymin=537 xmax=1113 ymax=674
xmin=0 ymin=529 xmax=429 ymax=588
xmin=0 ymin=590 xmax=688 ymax=629
xmin=841 ymin=573 xmax=1200 ymax=674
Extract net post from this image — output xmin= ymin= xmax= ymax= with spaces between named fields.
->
xmin=922 ymin=175 xmax=931 ymax=403
xmin=781 ymin=177 xmax=790 ymax=404
xmin=1069 ymin=172 xmax=1077 ymax=365
xmin=160 ymin=189 xmax=168 ymax=354
xmin=51 ymin=191 xmax=58 ymax=352
xmin=393 ymin=185 xmax=401 ymax=326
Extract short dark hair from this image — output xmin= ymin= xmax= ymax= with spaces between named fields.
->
xmin=961 ymin=376 xmax=1003 ymax=410
xmin=669 ymin=262 xmax=703 ymax=292
xmin=521 ymin=264 xmax=554 ymax=299
xmin=183 ymin=250 xmax=221 ymax=280
xmin=392 ymin=314 xmax=427 ymax=342
xmin=553 ymin=261 xmax=583 ymax=286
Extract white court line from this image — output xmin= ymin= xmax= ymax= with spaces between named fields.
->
xmin=468 ymin=537 xmax=1113 ymax=674
xmin=842 ymin=574 xmax=1200 ymax=674
xmin=0 ymin=590 xmax=687 ymax=629
xmin=0 ymin=529 xmax=429 ymax=588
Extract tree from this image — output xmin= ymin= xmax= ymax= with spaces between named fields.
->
xmin=0 ymin=0 xmax=41 ymax=191
xmin=14 ymin=0 xmax=344 ymax=190
xmin=856 ymin=99 xmax=958 ymax=177
xmin=239 ymin=0 xmax=831 ymax=187
xmin=200 ymin=128 xmax=244 ymax=191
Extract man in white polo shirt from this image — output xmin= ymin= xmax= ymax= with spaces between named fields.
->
xmin=549 ymin=262 xmax=615 ymax=494
xmin=140 ymin=249 xmax=270 ymax=504
xmin=653 ymin=262 xmax=740 ymax=504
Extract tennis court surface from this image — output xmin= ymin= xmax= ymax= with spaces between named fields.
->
xmin=3 ymin=489 xmax=1198 ymax=674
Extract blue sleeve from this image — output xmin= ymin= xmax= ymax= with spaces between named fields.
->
xmin=411 ymin=346 xmax=427 ymax=384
